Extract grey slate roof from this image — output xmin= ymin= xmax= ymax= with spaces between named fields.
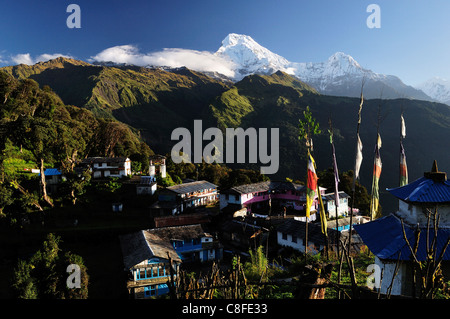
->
xmin=148 ymin=224 xmax=210 ymax=241
xmin=119 ymin=230 xmax=181 ymax=269
xmin=276 ymin=218 xmax=340 ymax=245
xmin=167 ymin=180 xmax=217 ymax=194
xmin=81 ymin=156 xmax=129 ymax=164
xmin=222 ymin=181 xmax=308 ymax=195
xmin=322 ymin=191 xmax=350 ymax=202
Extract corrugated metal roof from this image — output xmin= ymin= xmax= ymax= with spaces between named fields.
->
xmin=322 ymin=191 xmax=350 ymax=202
xmin=354 ymin=214 xmax=450 ymax=261
xmin=167 ymin=180 xmax=217 ymax=194
xmin=39 ymin=168 xmax=62 ymax=176
xmin=81 ymin=156 xmax=129 ymax=164
xmin=387 ymin=177 xmax=450 ymax=203
xmin=224 ymin=181 xmax=308 ymax=195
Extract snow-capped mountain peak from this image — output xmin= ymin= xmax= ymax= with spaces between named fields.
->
xmin=215 ymin=33 xmax=370 ymax=83
xmin=213 ymin=33 xmax=433 ymax=101
xmin=326 ymin=52 xmax=362 ymax=72
xmin=215 ymin=33 xmax=290 ymax=79
xmin=416 ymin=77 xmax=450 ymax=105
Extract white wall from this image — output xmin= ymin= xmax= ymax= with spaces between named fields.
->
xmin=375 ymin=256 xmax=406 ymax=296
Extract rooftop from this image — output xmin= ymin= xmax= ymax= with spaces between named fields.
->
xmin=41 ymin=168 xmax=62 ymax=176
xmin=147 ymin=224 xmax=211 ymax=242
xmin=166 ymin=180 xmax=217 ymax=194
xmin=119 ymin=230 xmax=181 ymax=269
xmin=387 ymin=161 xmax=450 ymax=204
xmin=81 ymin=156 xmax=129 ymax=164
xmin=354 ymin=214 xmax=450 ymax=261
xmin=223 ymin=180 xmax=312 ymax=195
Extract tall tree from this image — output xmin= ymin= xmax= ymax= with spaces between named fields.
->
xmin=11 ymin=116 xmax=57 ymax=207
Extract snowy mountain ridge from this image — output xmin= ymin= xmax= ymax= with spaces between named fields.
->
xmin=415 ymin=77 xmax=450 ymax=105
xmin=214 ymin=33 xmax=434 ymax=102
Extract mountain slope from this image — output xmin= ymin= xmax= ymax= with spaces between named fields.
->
xmin=215 ymin=33 xmax=432 ymax=101
xmin=208 ymin=71 xmax=450 ymax=213
xmin=0 ymin=69 xmax=154 ymax=167
xmin=1 ymin=58 xmax=231 ymax=152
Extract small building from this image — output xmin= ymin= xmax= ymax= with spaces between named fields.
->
xmin=119 ymin=230 xmax=182 ymax=299
xmin=136 ymin=176 xmax=157 ymax=195
xmin=149 ymin=155 xmax=166 ymax=178
xmin=81 ymin=156 xmax=131 ymax=178
xmin=354 ymin=161 xmax=450 ymax=297
xmin=148 ymin=224 xmax=223 ymax=263
xmin=220 ymin=180 xmax=326 ymax=216
xmin=39 ymin=168 xmax=65 ymax=195
xmin=321 ymin=191 xmax=350 ymax=218
xmin=150 ymin=180 xmax=218 ymax=216
xmin=276 ymin=218 xmax=339 ymax=255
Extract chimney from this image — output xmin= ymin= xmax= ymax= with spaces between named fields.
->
xmin=424 ymin=160 xmax=447 ymax=182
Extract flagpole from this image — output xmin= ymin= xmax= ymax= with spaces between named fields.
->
xmin=370 ymin=103 xmax=382 ymax=221
xmin=348 ymin=79 xmax=365 ymax=254
xmin=328 ymin=117 xmax=340 ymax=259
xmin=305 ymin=149 xmax=309 ymax=258
xmin=399 ymin=109 xmax=403 ymax=187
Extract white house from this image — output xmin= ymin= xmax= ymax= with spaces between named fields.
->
xmin=355 ymin=161 xmax=450 ymax=297
xmin=136 ymin=176 xmax=157 ymax=195
xmin=220 ymin=181 xmax=326 ymax=215
xmin=81 ymin=157 xmax=131 ymax=178
xmin=321 ymin=191 xmax=350 ymax=218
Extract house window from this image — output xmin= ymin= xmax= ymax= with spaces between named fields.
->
xmin=282 ymin=233 xmax=287 ymax=240
xmin=144 ymin=285 xmax=156 ymax=297
xmin=292 ymin=236 xmax=297 ymax=243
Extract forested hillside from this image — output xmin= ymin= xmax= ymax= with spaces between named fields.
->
xmin=3 ymin=60 xmax=450 ymax=214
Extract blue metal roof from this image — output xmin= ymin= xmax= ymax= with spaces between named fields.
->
xmin=354 ymin=214 xmax=450 ymax=261
xmin=387 ymin=177 xmax=450 ymax=204
xmin=43 ymin=168 xmax=62 ymax=176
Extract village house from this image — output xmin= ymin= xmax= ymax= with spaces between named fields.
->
xmin=151 ymin=224 xmax=223 ymax=263
xmin=219 ymin=180 xmax=326 ymax=216
xmin=80 ymin=156 xmax=131 ymax=178
xmin=40 ymin=168 xmax=64 ymax=195
xmin=321 ymin=191 xmax=350 ymax=218
xmin=119 ymin=229 xmax=182 ymax=299
xmin=276 ymin=218 xmax=340 ymax=255
xmin=150 ymin=180 xmax=218 ymax=216
xmin=120 ymin=223 xmax=222 ymax=298
xmin=354 ymin=161 xmax=450 ymax=297
xmin=135 ymin=155 xmax=167 ymax=195
xmin=136 ymin=176 xmax=157 ymax=195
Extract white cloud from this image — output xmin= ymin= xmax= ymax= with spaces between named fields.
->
xmin=90 ymin=45 xmax=236 ymax=78
xmin=10 ymin=53 xmax=74 ymax=65
xmin=11 ymin=53 xmax=34 ymax=65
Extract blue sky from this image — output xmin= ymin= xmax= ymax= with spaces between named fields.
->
xmin=1 ymin=0 xmax=450 ymax=85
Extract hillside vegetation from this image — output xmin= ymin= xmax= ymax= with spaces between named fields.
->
xmin=3 ymin=60 xmax=450 ymax=213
